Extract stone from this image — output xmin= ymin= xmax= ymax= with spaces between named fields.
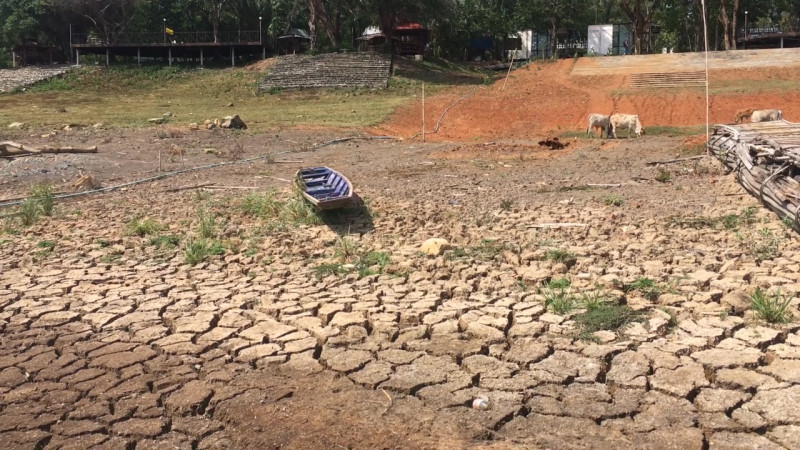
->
xmin=461 ymin=355 xmax=518 ymax=378
xmin=692 ymin=347 xmax=762 ymax=369
xmin=650 ymin=363 xmax=709 ymax=398
xmin=530 ymin=351 xmax=601 ymax=383
xmin=759 ymin=358 xmax=800 ymax=383
xmin=694 ymin=389 xmax=750 ymax=413
xmin=464 ymin=322 xmax=505 ymax=344
xmin=420 ymin=238 xmax=451 ymax=256
xmin=31 ymin=311 xmax=79 ymax=328
xmin=50 ymin=420 xmax=106 ymax=437
xmin=519 ymin=267 xmax=551 ymax=283
xmin=606 ymin=351 xmax=649 ymax=388
xmin=328 ymin=312 xmax=367 ymax=329
xmin=720 ymin=290 xmax=751 ymax=315
xmin=235 ymin=344 xmax=281 ymax=363
xmin=715 ymin=368 xmax=780 ymax=390
xmin=733 ymin=326 xmax=782 ymax=348
xmin=379 ymin=355 xmax=454 ymax=393
xmin=348 ymin=361 xmax=393 ymax=388
xmin=707 ymin=432 xmax=783 ymax=450
xmin=632 ymin=392 xmax=697 ymax=432
xmin=90 ymin=346 xmax=157 ymax=370
xmin=633 ymin=427 xmax=704 ymax=450
xmin=220 ymin=114 xmax=247 ymax=129
xmin=164 ymin=380 xmax=214 ymax=416
xmin=768 ymin=425 xmax=800 ymax=449
xmin=505 ymin=339 xmax=550 ymax=365
xmin=742 ymin=385 xmax=800 ymax=424
xmin=499 ymin=413 xmax=634 ymax=448
xmin=110 ymin=418 xmax=168 ymax=438
xmin=323 ymin=349 xmax=372 ymax=373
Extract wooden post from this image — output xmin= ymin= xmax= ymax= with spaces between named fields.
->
xmin=422 ymin=82 xmax=426 ymax=142
xmin=168 ymin=47 xmax=172 ymax=66
xmin=231 ymin=47 xmax=235 ymax=67
xmin=11 ymin=51 xmax=15 ymax=68
xmin=76 ymin=49 xmax=80 ymax=65
xmin=106 ymin=48 xmax=110 ymax=66
xmin=158 ymin=148 xmax=162 ymax=172
xmin=137 ymin=48 xmax=141 ymax=66
xmin=200 ymin=48 xmax=204 ymax=67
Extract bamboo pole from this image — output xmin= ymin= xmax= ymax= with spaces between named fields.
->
xmin=422 ymin=82 xmax=426 ymax=142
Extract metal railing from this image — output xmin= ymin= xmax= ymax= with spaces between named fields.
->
xmin=71 ymin=30 xmax=261 ymax=45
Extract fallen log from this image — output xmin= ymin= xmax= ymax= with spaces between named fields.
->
xmin=0 ymin=141 xmax=98 ymax=156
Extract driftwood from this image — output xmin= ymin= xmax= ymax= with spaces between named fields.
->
xmin=645 ymin=155 xmax=706 ymax=166
xmin=708 ymin=120 xmax=800 ymax=228
xmin=0 ymin=141 xmax=98 ymax=156
xmin=528 ymin=223 xmax=588 ymax=229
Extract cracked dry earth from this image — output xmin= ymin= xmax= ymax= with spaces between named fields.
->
xmin=2 ymin=134 xmax=800 ymax=449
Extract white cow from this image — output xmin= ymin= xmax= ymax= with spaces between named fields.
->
xmin=587 ymin=113 xmax=612 ymax=138
xmin=750 ymin=109 xmax=783 ymax=123
xmin=609 ymin=113 xmax=644 ymax=138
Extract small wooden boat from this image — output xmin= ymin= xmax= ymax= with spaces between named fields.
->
xmin=295 ymin=166 xmax=354 ymax=210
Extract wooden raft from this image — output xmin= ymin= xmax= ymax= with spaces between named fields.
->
xmin=708 ymin=120 xmax=800 ymax=227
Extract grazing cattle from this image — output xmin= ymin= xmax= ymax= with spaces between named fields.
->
xmin=609 ymin=113 xmax=644 ymax=139
xmin=586 ymin=113 xmax=612 ymax=138
xmin=750 ymin=109 xmax=783 ymax=123
xmin=734 ymin=109 xmax=754 ymax=124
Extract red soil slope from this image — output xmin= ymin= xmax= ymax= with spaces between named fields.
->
xmin=377 ymin=59 xmax=800 ymax=141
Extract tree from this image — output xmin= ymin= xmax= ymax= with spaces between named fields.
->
xmin=517 ymin=0 xmax=588 ymax=59
xmin=717 ymin=0 xmax=739 ymax=50
xmin=619 ymin=0 xmax=661 ymax=54
xmin=62 ymin=0 xmax=141 ymax=43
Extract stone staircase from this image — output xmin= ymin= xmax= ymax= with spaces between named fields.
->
xmin=259 ymin=53 xmax=392 ymax=91
xmin=0 ymin=66 xmax=71 ymax=93
xmin=629 ymin=71 xmax=706 ymax=89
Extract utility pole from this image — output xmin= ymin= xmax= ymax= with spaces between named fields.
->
xmin=744 ymin=11 xmax=748 ymax=49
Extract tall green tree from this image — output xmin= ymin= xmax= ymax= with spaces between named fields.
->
xmin=619 ymin=0 xmax=661 ymax=54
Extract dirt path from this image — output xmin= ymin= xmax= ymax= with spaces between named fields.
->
xmin=2 ymin=129 xmax=800 ymax=448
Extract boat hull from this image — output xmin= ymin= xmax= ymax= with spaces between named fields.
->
xmin=295 ymin=167 xmax=354 ymax=210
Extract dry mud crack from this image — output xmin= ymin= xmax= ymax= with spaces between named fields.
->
xmin=1 ymin=132 xmax=800 ymax=448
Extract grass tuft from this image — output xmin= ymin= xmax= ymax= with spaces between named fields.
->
xmin=150 ymin=234 xmax=181 ymax=250
xmin=575 ymin=303 xmax=646 ymax=339
xmin=603 ymin=195 xmax=624 ymax=207
xmin=545 ymin=248 xmax=577 ymax=267
xmin=623 ymin=277 xmax=663 ymax=301
xmin=184 ymin=239 xmax=225 ymax=266
xmin=126 ymin=218 xmax=163 ymax=237
xmin=751 ymin=287 xmax=794 ymax=324
xmin=540 ymin=284 xmax=576 ymax=315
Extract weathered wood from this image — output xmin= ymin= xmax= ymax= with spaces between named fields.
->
xmin=0 ymin=141 xmax=98 ymax=155
xmin=645 ymin=155 xmax=706 ymax=166
xmin=708 ymin=120 xmax=800 ymax=229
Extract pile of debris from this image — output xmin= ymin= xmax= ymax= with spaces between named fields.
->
xmin=188 ymin=115 xmax=247 ymax=130
xmin=708 ymin=120 xmax=800 ymax=227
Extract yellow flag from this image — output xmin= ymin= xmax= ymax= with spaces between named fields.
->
xmin=165 ymin=27 xmax=174 ymax=35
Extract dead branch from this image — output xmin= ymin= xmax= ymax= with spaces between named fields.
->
xmin=164 ymin=182 xmax=214 ymax=193
xmin=0 ymin=141 xmax=98 ymax=156
xmin=645 ymin=155 xmax=706 ymax=166
xmin=528 ymin=223 xmax=588 ymax=229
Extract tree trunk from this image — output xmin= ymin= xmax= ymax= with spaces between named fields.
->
xmin=550 ymin=19 xmax=557 ymax=59
xmin=619 ymin=0 xmax=662 ymax=55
